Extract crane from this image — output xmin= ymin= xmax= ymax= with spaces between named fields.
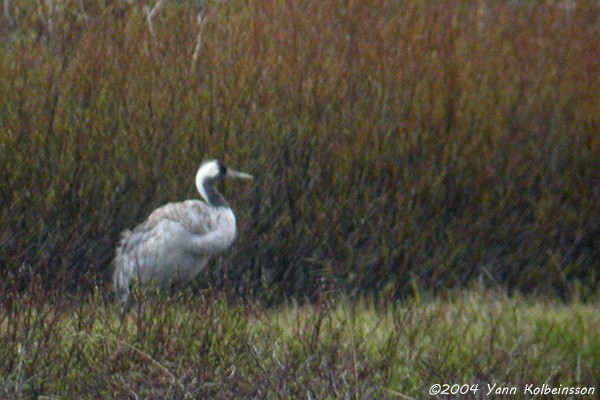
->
xmin=112 ymin=159 xmax=253 ymax=306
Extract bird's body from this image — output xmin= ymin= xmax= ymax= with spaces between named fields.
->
xmin=112 ymin=160 xmax=252 ymax=304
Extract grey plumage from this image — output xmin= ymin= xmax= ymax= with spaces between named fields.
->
xmin=112 ymin=159 xmax=253 ymax=305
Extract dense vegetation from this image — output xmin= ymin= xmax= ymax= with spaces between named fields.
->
xmin=1 ymin=1 xmax=599 ymax=398
xmin=1 ymin=0 xmax=599 ymax=301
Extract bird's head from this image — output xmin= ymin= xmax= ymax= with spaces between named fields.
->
xmin=196 ymin=159 xmax=254 ymax=186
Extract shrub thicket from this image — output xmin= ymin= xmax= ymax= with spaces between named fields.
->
xmin=1 ymin=0 xmax=599 ymax=300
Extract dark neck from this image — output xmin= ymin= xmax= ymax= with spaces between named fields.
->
xmin=201 ymin=180 xmax=229 ymax=208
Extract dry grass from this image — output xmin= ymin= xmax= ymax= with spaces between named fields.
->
xmin=0 ymin=285 xmax=598 ymax=399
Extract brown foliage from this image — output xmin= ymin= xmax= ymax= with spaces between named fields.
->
xmin=1 ymin=0 xmax=599 ymax=300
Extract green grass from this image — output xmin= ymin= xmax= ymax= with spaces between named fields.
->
xmin=1 ymin=288 xmax=598 ymax=399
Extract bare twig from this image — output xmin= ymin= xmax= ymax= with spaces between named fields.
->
xmin=44 ymin=0 xmax=55 ymax=43
xmin=189 ymin=9 xmax=208 ymax=74
xmin=3 ymin=0 xmax=15 ymax=42
xmin=144 ymin=0 xmax=169 ymax=38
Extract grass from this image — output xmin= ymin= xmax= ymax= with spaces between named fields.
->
xmin=1 ymin=287 xmax=598 ymax=399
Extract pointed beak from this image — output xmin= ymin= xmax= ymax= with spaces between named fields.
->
xmin=226 ymin=168 xmax=254 ymax=180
